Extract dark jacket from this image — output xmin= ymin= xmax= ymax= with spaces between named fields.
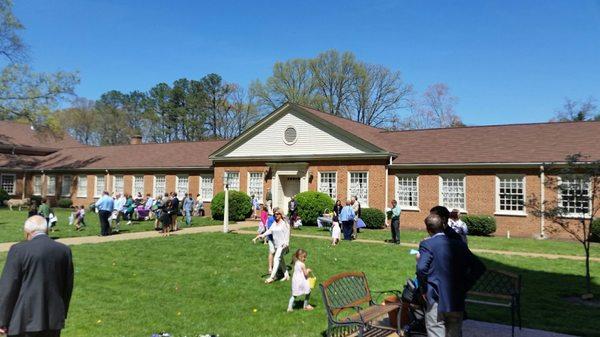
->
xmin=416 ymin=232 xmax=485 ymax=313
xmin=0 ymin=235 xmax=74 ymax=335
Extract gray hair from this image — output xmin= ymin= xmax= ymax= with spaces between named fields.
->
xmin=24 ymin=215 xmax=48 ymax=234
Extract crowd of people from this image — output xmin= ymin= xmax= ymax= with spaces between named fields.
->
xmin=94 ymin=191 xmax=205 ymax=237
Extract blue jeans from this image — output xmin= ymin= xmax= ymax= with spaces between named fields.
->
xmin=185 ymin=209 xmax=192 ymax=226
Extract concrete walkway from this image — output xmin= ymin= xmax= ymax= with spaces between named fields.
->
xmin=462 ymin=320 xmax=576 ymax=337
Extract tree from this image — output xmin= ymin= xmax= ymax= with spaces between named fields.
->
xmin=0 ymin=0 xmax=78 ymax=127
xmin=144 ymin=82 xmax=175 ymax=143
xmin=399 ymin=83 xmax=461 ymax=129
xmin=309 ymin=50 xmax=357 ymax=116
xmin=94 ymin=91 xmax=131 ymax=145
xmin=227 ymin=85 xmax=261 ymax=138
xmin=200 ymin=73 xmax=233 ymax=138
xmin=553 ymin=97 xmax=599 ymax=122
xmin=56 ymin=98 xmax=100 ymax=145
xmin=527 ymin=154 xmax=600 ymax=298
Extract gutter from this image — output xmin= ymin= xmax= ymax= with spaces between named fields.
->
xmin=389 ymin=162 xmax=547 ymax=169
xmin=212 ymin=153 xmax=391 ymax=163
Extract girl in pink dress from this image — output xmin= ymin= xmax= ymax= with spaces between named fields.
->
xmin=287 ymin=249 xmax=314 ymax=312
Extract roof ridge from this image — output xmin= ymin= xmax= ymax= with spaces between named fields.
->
xmin=61 ymin=138 xmax=230 ymax=150
xmin=380 ymin=119 xmax=600 ymax=134
xmin=291 ymin=103 xmax=386 ymax=132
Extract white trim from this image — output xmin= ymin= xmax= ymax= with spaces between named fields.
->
xmin=557 ymin=175 xmax=592 ymax=218
xmin=76 ymin=175 xmax=87 ymax=198
xmin=200 ymin=174 xmax=214 ymax=202
xmin=247 ymin=172 xmax=264 ymax=201
xmin=94 ymin=175 xmax=105 ymax=198
xmin=395 ymin=174 xmax=420 ymax=211
xmin=347 ymin=171 xmax=369 ymax=207
xmin=132 ymin=175 xmax=144 ymax=196
xmin=46 ymin=175 xmax=56 ymax=196
xmin=0 ymin=173 xmax=16 ymax=196
xmin=439 ymin=174 xmax=467 ymax=213
xmin=175 ymin=174 xmax=189 ymax=197
xmin=61 ymin=175 xmax=72 ymax=197
xmin=32 ymin=175 xmax=42 ymax=196
xmin=495 ymin=174 xmax=527 ymax=216
xmin=112 ymin=174 xmax=124 ymax=194
xmin=153 ymin=174 xmax=166 ymax=197
xmin=282 ymin=125 xmax=298 ymax=145
xmin=317 ymin=171 xmax=337 ymax=199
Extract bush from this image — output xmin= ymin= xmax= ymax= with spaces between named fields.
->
xmin=361 ymin=208 xmax=386 ymax=229
xmin=211 ymin=190 xmax=253 ymax=221
xmin=30 ymin=195 xmax=42 ymax=206
xmin=462 ymin=215 xmax=497 ymax=236
xmin=295 ymin=191 xmax=335 ymax=226
xmin=591 ymin=218 xmax=600 ymax=243
xmin=57 ymin=198 xmax=73 ymax=208
xmin=0 ymin=188 xmax=8 ymax=206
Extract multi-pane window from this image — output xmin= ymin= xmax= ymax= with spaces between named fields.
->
xmin=77 ymin=175 xmax=87 ymax=198
xmin=318 ymin=172 xmax=337 ymax=199
xmin=226 ymin=172 xmax=240 ymax=191
xmin=440 ymin=175 xmax=466 ymax=211
xmin=349 ymin=172 xmax=369 ymax=206
xmin=396 ymin=175 xmax=419 ymax=209
xmin=47 ymin=175 xmax=56 ymax=196
xmin=61 ymin=175 xmax=72 ymax=196
xmin=560 ymin=176 xmax=591 ymax=216
xmin=132 ymin=175 xmax=144 ymax=196
xmin=176 ymin=175 xmax=189 ymax=197
xmin=95 ymin=175 xmax=105 ymax=197
xmin=0 ymin=174 xmax=15 ymax=195
xmin=201 ymin=175 xmax=214 ymax=201
xmin=154 ymin=175 xmax=166 ymax=197
xmin=497 ymin=176 xmax=525 ymax=214
xmin=248 ymin=172 xmax=264 ymax=201
xmin=113 ymin=175 xmax=124 ymax=194
xmin=33 ymin=175 xmax=42 ymax=195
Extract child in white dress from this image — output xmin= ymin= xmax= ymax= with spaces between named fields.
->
xmin=331 ymin=216 xmax=341 ymax=246
xmin=287 ymin=249 xmax=314 ymax=312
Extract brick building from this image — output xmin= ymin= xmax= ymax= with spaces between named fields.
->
xmin=2 ymin=103 xmax=600 ymax=238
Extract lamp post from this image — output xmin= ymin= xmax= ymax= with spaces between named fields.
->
xmin=223 ymin=172 xmax=230 ymax=233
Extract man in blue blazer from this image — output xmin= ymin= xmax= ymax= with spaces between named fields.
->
xmin=417 ymin=213 xmax=485 ymax=337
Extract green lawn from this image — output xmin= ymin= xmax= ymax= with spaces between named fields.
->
xmin=0 ymin=208 xmax=224 ymax=243
xmin=298 ymin=226 xmax=600 ymax=258
xmin=0 ymin=232 xmax=598 ymax=337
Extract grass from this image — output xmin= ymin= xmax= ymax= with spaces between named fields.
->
xmin=0 ymin=231 xmax=598 ymax=337
xmin=297 ymin=226 xmax=600 ymax=258
xmin=0 ymin=208 xmax=224 ymax=243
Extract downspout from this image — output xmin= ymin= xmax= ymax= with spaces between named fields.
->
xmin=540 ymin=165 xmax=546 ymax=239
xmin=105 ymin=169 xmax=110 ymax=194
xmin=41 ymin=170 xmax=46 ymax=198
xmin=21 ymin=173 xmax=26 ymax=199
xmin=385 ymin=156 xmax=392 ymax=210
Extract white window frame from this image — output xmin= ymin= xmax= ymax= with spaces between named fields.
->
xmin=132 ymin=175 xmax=144 ymax=196
xmin=495 ymin=175 xmax=526 ymax=216
xmin=111 ymin=175 xmax=124 ymax=194
xmin=558 ymin=175 xmax=592 ymax=218
xmin=153 ymin=175 xmax=166 ymax=197
xmin=175 ymin=175 xmax=189 ymax=197
xmin=61 ymin=175 xmax=72 ymax=197
xmin=226 ymin=172 xmax=240 ymax=191
xmin=439 ymin=174 xmax=467 ymax=213
xmin=77 ymin=175 xmax=87 ymax=198
xmin=94 ymin=175 xmax=105 ymax=198
xmin=33 ymin=175 xmax=42 ymax=196
xmin=318 ymin=172 xmax=337 ymax=199
xmin=395 ymin=174 xmax=419 ymax=211
xmin=200 ymin=175 xmax=214 ymax=202
xmin=247 ymin=172 xmax=264 ymax=201
xmin=0 ymin=174 xmax=16 ymax=195
xmin=347 ymin=171 xmax=369 ymax=207
xmin=46 ymin=175 xmax=56 ymax=196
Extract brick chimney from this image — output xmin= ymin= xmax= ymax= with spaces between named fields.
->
xmin=130 ymin=135 xmax=143 ymax=145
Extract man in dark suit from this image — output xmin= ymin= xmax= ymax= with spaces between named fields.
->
xmin=0 ymin=216 xmax=74 ymax=337
xmin=417 ymin=214 xmax=485 ymax=337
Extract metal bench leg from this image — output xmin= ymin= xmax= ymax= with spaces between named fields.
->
xmin=511 ymin=303 xmax=515 ymax=337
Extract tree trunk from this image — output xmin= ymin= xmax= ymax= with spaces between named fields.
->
xmin=585 ymin=243 xmax=592 ymax=295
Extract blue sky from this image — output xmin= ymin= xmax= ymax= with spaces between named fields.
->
xmin=14 ymin=0 xmax=600 ymax=125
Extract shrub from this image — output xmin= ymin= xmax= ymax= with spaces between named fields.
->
xmin=0 ymin=188 xmax=8 ymax=206
xmin=591 ymin=218 xmax=600 ymax=243
xmin=462 ymin=215 xmax=496 ymax=236
xmin=361 ymin=208 xmax=386 ymax=229
xmin=57 ymin=198 xmax=73 ymax=208
xmin=30 ymin=195 xmax=42 ymax=206
xmin=295 ymin=191 xmax=334 ymax=226
xmin=211 ymin=190 xmax=253 ymax=221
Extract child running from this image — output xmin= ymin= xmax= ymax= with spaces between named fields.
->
xmin=75 ymin=205 xmax=86 ymax=230
xmin=287 ymin=249 xmax=314 ymax=312
xmin=331 ymin=215 xmax=340 ymax=246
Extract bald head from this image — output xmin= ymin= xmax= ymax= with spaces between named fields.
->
xmin=24 ymin=215 xmax=48 ymax=236
xmin=424 ymin=214 xmax=444 ymax=235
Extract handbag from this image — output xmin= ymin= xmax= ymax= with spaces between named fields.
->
xmin=307 ymin=272 xmax=317 ymax=289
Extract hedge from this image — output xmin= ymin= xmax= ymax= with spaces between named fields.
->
xmin=211 ymin=190 xmax=253 ymax=221
xmin=57 ymin=198 xmax=73 ymax=208
xmin=361 ymin=208 xmax=386 ymax=229
xmin=591 ymin=218 xmax=600 ymax=243
xmin=462 ymin=214 xmax=496 ymax=236
xmin=295 ymin=191 xmax=335 ymax=226
xmin=0 ymin=188 xmax=8 ymax=206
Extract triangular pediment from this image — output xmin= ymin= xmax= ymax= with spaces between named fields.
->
xmin=210 ymin=104 xmax=389 ymax=160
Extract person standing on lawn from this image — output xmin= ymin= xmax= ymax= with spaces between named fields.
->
xmin=0 ymin=215 xmax=74 ymax=337
xmin=96 ymin=191 xmax=114 ymax=236
xmin=429 ymin=206 xmax=463 ymax=242
xmin=182 ymin=193 xmax=194 ymax=227
xmin=37 ymin=198 xmax=51 ymax=228
xmin=253 ymin=209 xmax=290 ymax=283
xmin=171 ymin=192 xmax=180 ymax=231
xmin=448 ymin=209 xmax=468 ymax=244
xmin=389 ymin=199 xmax=401 ymax=244
xmin=417 ymin=214 xmax=485 ymax=337
xmin=339 ymin=200 xmax=355 ymax=241
xmin=351 ymin=196 xmax=361 ymax=239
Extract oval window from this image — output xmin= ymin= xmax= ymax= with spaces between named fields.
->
xmin=284 ymin=126 xmax=297 ymax=144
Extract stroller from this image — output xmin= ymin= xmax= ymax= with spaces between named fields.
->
xmin=399 ymin=278 xmax=427 ymax=336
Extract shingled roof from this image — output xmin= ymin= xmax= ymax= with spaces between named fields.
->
xmin=0 ymin=121 xmax=82 ymax=153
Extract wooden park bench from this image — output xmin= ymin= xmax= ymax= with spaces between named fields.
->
xmin=320 ymin=271 xmax=401 ymax=337
xmin=466 ymin=269 xmax=522 ymax=337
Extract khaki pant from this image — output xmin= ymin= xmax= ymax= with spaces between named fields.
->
xmin=425 ymin=301 xmax=463 ymax=337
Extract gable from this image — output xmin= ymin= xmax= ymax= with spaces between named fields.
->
xmin=225 ymin=110 xmax=365 ymax=157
